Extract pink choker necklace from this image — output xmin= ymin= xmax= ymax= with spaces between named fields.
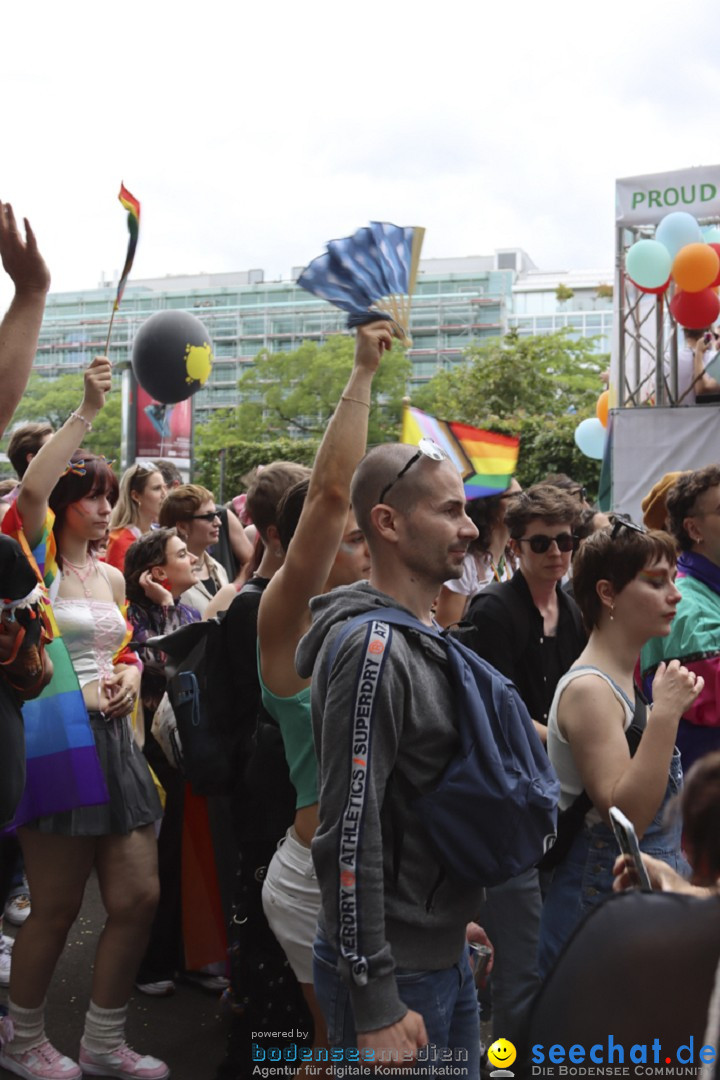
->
xmin=62 ymin=555 xmax=97 ymax=598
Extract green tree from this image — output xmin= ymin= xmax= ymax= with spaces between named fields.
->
xmin=227 ymin=335 xmax=410 ymax=445
xmin=2 ymin=372 xmax=122 ymax=463
xmin=413 ymin=330 xmax=606 ymax=425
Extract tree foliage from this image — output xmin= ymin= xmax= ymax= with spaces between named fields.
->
xmin=194 ymin=437 xmax=319 ymax=498
xmin=1 ymin=372 xmax=122 ymax=467
xmin=226 ymin=335 xmax=410 ymax=445
xmin=413 ymin=330 xmax=606 ymax=425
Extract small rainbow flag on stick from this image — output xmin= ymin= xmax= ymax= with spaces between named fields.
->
xmin=402 ymin=405 xmax=520 ymax=499
xmin=104 ymin=183 xmax=141 ymax=353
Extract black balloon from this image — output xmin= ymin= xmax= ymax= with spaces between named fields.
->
xmin=131 ymin=310 xmax=214 ymax=404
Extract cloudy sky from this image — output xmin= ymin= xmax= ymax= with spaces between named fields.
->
xmin=2 ymin=0 xmax=719 ymax=312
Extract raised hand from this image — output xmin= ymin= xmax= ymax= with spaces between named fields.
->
xmin=354 ymin=320 xmax=394 ymax=375
xmin=82 ymin=356 xmax=113 ymax=414
xmin=0 ymin=203 xmax=50 ymax=294
xmin=139 ymin=569 xmax=173 ymax=607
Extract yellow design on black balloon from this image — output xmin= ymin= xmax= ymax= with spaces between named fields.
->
xmin=487 ymin=1039 xmax=517 ymax=1070
xmin=184 ymin=342 xmax=213 ymax=385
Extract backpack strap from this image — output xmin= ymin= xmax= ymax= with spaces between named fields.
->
xmin=324 ymin=607 xmax=441 ymax=673
xmin=325 ymin=608 xmax=444 ymax=890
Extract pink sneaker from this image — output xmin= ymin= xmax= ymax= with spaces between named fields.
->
xmin=0 ymin=1038 xmax=81 ymax=1080
xmin=78 ymin=1043 xmax=169 ymax=1079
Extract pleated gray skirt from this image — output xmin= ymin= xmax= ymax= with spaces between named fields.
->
xmin=28 ymin=711 xmax=162 ymax=836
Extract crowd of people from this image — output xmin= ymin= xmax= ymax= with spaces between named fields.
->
xmin=1 ymin=200 xmax=720 ymax=1080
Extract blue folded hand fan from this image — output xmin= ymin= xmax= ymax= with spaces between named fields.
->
xmin=297 ymin=221 xmax=425 ymax=345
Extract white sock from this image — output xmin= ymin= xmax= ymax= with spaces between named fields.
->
xmin=81 ymin=1001 xmax=127 ymax=1055
xmin=5 ymin=999 xmax=46 ymax=1054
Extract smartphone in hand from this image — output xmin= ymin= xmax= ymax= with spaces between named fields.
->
xmin=609 ymin=806 xmax=652 ymax=891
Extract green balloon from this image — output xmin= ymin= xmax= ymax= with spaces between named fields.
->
xmin=626 ymin=240 xmax=672 ymax=290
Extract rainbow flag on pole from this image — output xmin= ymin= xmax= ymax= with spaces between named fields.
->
xmin=114 ymin=183 xmax=141 ymax=311
xmin=401 ymin=406 xmax=520 ymax=499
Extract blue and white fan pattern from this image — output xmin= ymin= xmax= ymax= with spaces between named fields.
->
xmin=297 ymin=222 xmax=425 ymax=345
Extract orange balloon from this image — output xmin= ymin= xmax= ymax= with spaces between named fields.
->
xmin=672 ymin=243 xmax=720 ymax=293
xmin=596 ymin=390 xmax=609 ymax=427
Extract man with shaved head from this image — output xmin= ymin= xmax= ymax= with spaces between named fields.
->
xmin=297 ymin=440 xmax=488 ymax=1077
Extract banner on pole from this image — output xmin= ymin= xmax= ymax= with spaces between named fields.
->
xmin=616 ymin=165 xmax=720 ymax=227
xmin=135 ymin=386 xmax=193 ymax=476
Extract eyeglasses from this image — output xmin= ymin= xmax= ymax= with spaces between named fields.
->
xmin=191 ymin=509 xmax=221 ymax=522
xmin=516 ymin=532 xmax=579 ymax=554
xmin=378 ymin=438 xmax=448 ymax=505
xmin=610 ymin=516 xmax=647 ymax=540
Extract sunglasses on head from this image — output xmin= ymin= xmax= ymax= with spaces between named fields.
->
xmin=610 ymin=516 xmax=647 ymax=540
xmin=378 ymin=438 xmax=448 ymax=505
xmin=516 ymin=532 xmax=579 ymax=554
xmin=191 ymin=508 xmax=221 ymax=522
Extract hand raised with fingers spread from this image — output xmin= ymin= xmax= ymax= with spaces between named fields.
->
xmin=0 ymin=203 xmax=50 ymax=294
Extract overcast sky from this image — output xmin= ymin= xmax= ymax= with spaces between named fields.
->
xmin=2 ymin=0 xmax=719 ymax=313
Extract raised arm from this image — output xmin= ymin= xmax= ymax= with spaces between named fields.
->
xmin=0 ymin=203 xmax=51 ymax=438
xmin=259 ymin=322 xmax=392 ymax=683
xmin=17 ymin=356 xmax=111 ymax=546
xmin=225 ymin=506 xmax=254 ymax=577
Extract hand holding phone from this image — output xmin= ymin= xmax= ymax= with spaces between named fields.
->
xmin=609 ymin=806 xmax=652 ymax=891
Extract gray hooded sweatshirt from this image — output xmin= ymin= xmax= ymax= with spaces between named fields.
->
xmin=296 ymin=582 xmax=484 ymax=1033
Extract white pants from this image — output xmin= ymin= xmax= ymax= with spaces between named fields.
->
xmin=262 ymin=827 xmax=321 ymax=984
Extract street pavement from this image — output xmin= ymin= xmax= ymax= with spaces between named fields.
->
xmin=0 ymin=873 xmax=231 ymax=1080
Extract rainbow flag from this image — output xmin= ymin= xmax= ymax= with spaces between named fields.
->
xmin=114 ymin=183 xmax=141 ymax=311
xmin=401 ymin=406 xmax=520 ymax=499
xmin=2 ymin=503 xmax=108 ymax=827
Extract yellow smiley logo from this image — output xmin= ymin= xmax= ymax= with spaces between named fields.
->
xmin=487 ymin=1039 xmax=517 ymax=1070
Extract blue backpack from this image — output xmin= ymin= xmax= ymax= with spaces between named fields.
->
xmin=326 ymin=608 xmax=560 ymax=887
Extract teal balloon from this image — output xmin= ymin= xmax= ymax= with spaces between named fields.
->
xmin=703 ymin=226 xmax=720 ymax=244
xmin=626 ymin=239 xmax=672 ymax=289
xmin=655 ymin=212 xmax=702 ymax=259
xmin=575 ymin=417 xmax=606 ymax=460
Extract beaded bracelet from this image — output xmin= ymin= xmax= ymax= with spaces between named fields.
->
xmin=68 ymin=411 xmax=93 ymax=432
xmin=341 ymin=395 xmax=370 ymax=408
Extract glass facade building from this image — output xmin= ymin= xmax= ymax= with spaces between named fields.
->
xmin=33 ymin=252 xmax=613 ymax=414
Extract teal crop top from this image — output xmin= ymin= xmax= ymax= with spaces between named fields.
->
xmin=258 ymin=659 xmax=317 ymax=810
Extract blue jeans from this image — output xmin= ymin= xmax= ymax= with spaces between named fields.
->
xmin=313 ymin=934 xmax=481 ymax=1079
xmin=539 ymin=747 xmax=687 ymax=977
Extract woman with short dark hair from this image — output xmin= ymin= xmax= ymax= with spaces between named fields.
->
xmin=539 ymin=522 xmax=702 ymax=976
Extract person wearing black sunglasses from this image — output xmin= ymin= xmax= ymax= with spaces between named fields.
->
xmin=459 ymin=484 xmax=586 ymax=1051
xmin=158 ymin=485 xmax=229 ymax=616
xmin=465 ymin=485 xmax=586 ymax=737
